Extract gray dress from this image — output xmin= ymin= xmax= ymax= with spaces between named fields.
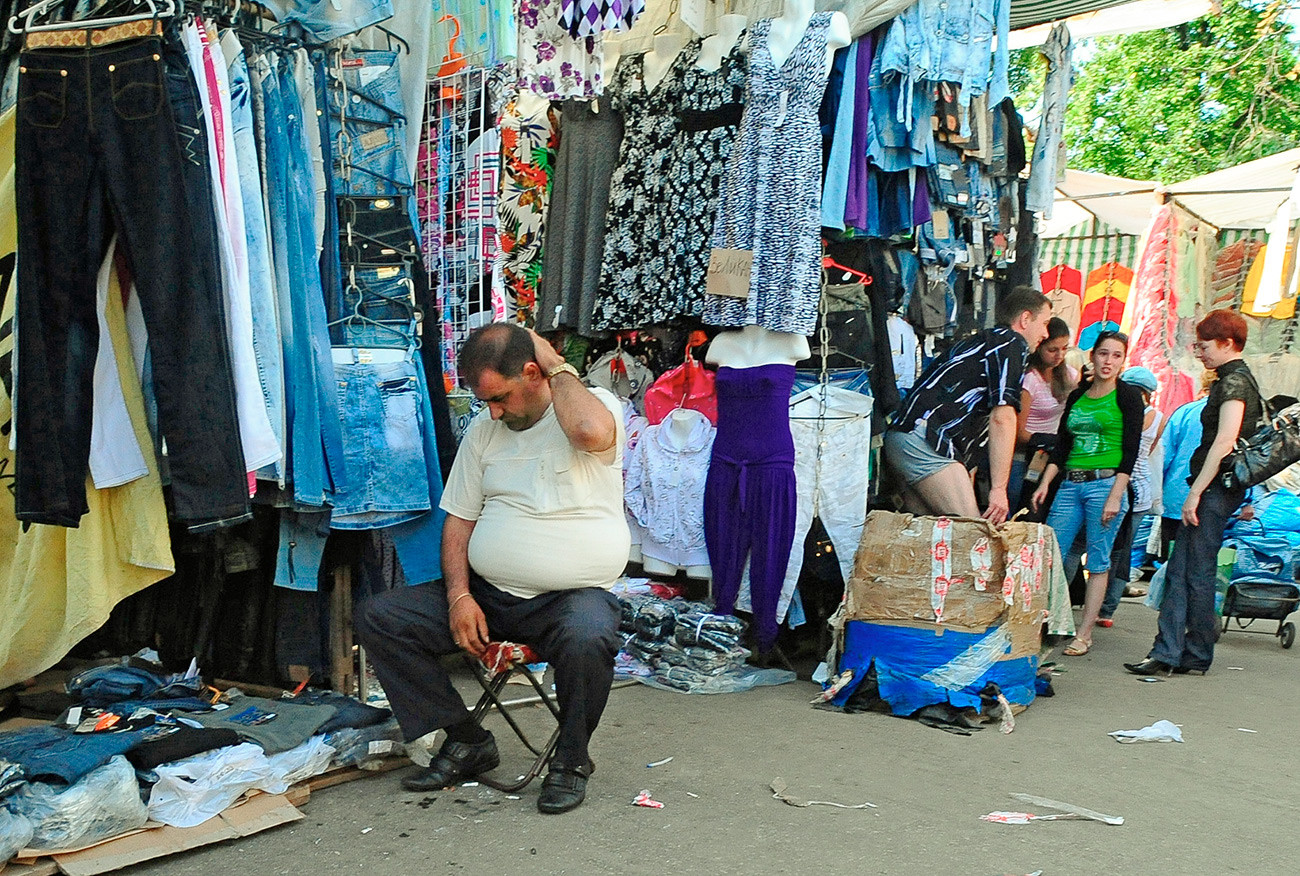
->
xmin=535 ymin=95 xmax=624 ymax=336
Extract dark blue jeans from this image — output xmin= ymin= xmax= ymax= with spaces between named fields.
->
xmin=1149 ymin=482 xmax=1245 ymax=669
xmin=14 ymin=33 xmax=248 ymax=526
xmin=354 ymin=576 xmax=621 ymax=770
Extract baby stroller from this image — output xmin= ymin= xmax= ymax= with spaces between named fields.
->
xmin=1220 ymin=535 xmax=1299 ymax=649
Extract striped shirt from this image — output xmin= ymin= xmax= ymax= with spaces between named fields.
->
xmin=892 ymin=326 xmax=1029 ymax=466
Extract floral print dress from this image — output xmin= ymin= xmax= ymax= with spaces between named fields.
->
xmin=592 ymin=49 xmax=692 ymax=331
xmin=516 ymin=0 xmax=603 ymax=99
xmin=497 ymin=92 xmax=559 ymax=326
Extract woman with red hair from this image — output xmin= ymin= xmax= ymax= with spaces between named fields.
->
xmin=1125 ymin=310 xmax=1264 ymax=676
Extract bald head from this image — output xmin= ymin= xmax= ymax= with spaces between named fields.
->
xmin=459 ymin=323 xmax=538 ymax=387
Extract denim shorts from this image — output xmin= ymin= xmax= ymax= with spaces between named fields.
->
xmin=1046 ymin=476 xmax=1130 ymax=574
xmin=331 ymin=358 xmax=431 ymax=528
xmin=885 ymin=427 xmax=961 ymax=486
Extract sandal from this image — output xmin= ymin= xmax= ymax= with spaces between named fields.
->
xmin=1062 ymin=639 xmax=1091 ymax=657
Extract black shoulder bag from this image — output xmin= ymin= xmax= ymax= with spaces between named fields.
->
xmin=1220 ymin=368 xmax=1300 ymax=490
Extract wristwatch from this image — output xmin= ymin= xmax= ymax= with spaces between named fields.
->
xmin=545 ymin=362 xmax=580 ymax=381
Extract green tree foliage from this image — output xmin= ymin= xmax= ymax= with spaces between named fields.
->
xmin=1018 ymin=0 xmax=1300 ymax=183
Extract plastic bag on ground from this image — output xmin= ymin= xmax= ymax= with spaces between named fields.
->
xmin=1 ymin=809 xmax=34 ymax=863
xmin=323 ymin=719 xmax=406 ymax=769
xmin=264 ymin=736 xmax=335 ymax=791
xmin=8 ymin=756 xmax=147 ymax=853
xmin=147 ymin=742 xmax=280 ymax=828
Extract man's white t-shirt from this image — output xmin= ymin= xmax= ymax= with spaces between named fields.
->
xmin=439 ymin=387 xmax=630 ymax=599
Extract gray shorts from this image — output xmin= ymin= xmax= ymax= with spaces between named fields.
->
xmin=885 ymin=428 xmax=963 ymax=486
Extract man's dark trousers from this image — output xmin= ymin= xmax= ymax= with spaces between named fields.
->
xmin=355 ymin=573 xmax=621 ymax=770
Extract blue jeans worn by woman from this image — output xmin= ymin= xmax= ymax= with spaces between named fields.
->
xmin=1148 ymin=483 xmax=1245 ymax=670
xmin=1046 ymin=477 xmax=1129 ymax=574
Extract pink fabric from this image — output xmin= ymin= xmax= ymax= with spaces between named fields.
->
xmin=195 ymin=20 xmax=226 ymax=193
xmin=1128 ymin=206 xmax=1195 ymax=417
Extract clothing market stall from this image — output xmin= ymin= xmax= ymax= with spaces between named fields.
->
xmin=0 ymin=0 xmax=1252 ymax=865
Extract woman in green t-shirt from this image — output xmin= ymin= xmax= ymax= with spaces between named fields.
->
xmin=1030 ymin=332 xmax=1146 ymax=657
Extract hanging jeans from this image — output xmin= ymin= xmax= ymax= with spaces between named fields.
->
xmin=14 ymin=26 xmax=248 ymax=526
xmin=254 ymin=51 xmax=346 ymax=508
xmin=330 ymin=355 xmax=431 ymax=529
xmin=322 ymin=48 xmax=418 ymax=233
xmin=704 ymin=365 xmax=798 ymax=651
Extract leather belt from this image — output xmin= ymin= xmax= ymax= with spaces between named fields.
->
xmin=1066 ymin=468 xmax=1117 ymax=483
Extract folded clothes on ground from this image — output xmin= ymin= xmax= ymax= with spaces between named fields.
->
xmin=127 ymin=728 xmax=243 ymax=772
xmin=66 ymin=662 xmax=205 ymax=708
xmin=289 ymin=690 xmax=391 ymax=735
xmin=0 ymin=726 xmax=157 ymax=785
xmin=183 ymin=696 xmax=335 ymax=754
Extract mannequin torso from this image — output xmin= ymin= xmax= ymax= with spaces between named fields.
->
xmin=706 ymin=325 xmax=810 ymax=368
xmin=642 ymin=33 xmax=686 ymax=91
xmin=762 ymin=0 xmax=850 ymax=69
xmin=697 ymin=14 xmax=747 ymax=72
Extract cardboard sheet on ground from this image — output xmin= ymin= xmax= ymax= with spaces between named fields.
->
xmin=23 ymin=793 xmax=301 ymax=876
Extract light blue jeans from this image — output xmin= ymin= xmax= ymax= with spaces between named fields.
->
xmin=1047 ymin=476 xmax=1130 ymax=574
xmin=228 ymin=48 xmax=286 ymax=484
xmin=387 ymin=364 xmax=447 ymax=585
xmin=259 ymin=0 xmax=393 ymax=41
xmin=257 ymin=52 xmax=347 ymax=507
xmin=330 ymin=356 xmax=431 ymax=529
xmin=1026 ymin=24 xmax=1072 ymax=214
xmin=324 ymin=48 xmax=418 ymax=233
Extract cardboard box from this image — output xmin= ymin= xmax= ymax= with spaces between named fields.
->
xmin=845 ymin=511 xmax=1049 ymax=659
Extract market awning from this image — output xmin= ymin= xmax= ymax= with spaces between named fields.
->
xmin=1046 ymin=148 xmax=1300 ymax=235
xmin=1008 ymin=0 xmax=1215 ymax=47
xmin=1043 ymin=169 xmax=1157 ymax=238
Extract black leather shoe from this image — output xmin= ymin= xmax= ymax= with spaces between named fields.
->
xmin=537 ymin=766 xmax=588 ymax=814
xmin=401 ymin=736 xmax=499 ymax=791
xmin=1124 ymin=658 xmax=1174 ymax=676
xmin=1173 ymin=665 xmax=1209 ymax=675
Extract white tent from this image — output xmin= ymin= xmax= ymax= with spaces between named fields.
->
xmin=1045 ymin=147 xmax=1300 ymax=237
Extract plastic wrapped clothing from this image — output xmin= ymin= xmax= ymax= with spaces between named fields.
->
xmin=8 ymin=756 xmax=147 ymax=853
xmin=0 ymin=809 xmax=33 ymax=863
xmin=0 ymin=759 xmax=23 ymax=799
xmin=828 ymin=621 xmax=1037 ymax=716
xmin=324 ymin=718 xmax=406 ymax=768
xmin=737 ymin=386 xmax=872 ymax=624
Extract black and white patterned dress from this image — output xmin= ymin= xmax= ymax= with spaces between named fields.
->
xmin=705 ymin=14 xmax=836 ymax=336
xmin=662 ymin=39 xmax=747 ymax=320
xmin=592 ymin=50 xmax=691 ymax=331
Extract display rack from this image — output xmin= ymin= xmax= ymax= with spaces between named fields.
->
xmin=420 ymin=66 xmax=498 ymax=387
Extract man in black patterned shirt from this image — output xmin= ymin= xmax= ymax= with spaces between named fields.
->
xmin=885 ymin=287 xmax=1052 ymax=524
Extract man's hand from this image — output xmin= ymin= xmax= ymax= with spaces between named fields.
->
xmin=527 ymin=328 xmax=566 ymax=375
xmin=1182 ymin=490 xmax=1202 ymax=528
xmin=982 ymin=487 xmax=1009 ymax=525
xmin=449 ymin=593 xmax=490 ymax=658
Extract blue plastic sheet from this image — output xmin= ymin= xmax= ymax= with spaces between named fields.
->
xmin=830 ymin=621 xmax=1038 ymax=716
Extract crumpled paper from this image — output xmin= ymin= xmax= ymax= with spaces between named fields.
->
xmin=1108 ymin=719 xmax=1183 ymax=744
xmin=632 ymin=790 xmax=664 ymax=809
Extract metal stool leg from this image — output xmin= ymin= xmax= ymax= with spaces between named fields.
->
xmin=461 ymin=655 xmax=561 ymax=792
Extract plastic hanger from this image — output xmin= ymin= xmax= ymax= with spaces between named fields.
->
xmin=821 ymin=255 xmax=871 ymax=284
xmin=11 ymin=0 xmax=176 ymax=33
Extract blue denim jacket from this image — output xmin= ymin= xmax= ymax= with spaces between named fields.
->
xmin=878 ymin=0 xmax=1009 ymax=124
